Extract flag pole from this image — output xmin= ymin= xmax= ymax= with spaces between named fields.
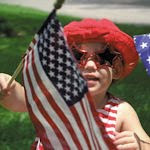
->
xmin=54 ymin=0 xmax=65 ymax=10
xmin=3 ymin=0 xmax=66 ymax=90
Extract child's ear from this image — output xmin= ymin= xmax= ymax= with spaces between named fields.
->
xmin=112 ymin=56 xmax=123 ymax=79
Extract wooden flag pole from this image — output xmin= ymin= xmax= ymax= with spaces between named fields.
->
xmin=54 ymin=0 xmax=65 ymax=10
xmin=7 ymin=59 xmax=24 ymax=87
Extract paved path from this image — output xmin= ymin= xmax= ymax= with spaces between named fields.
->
xmin=0 ymin=0 xmax=150 ymax=25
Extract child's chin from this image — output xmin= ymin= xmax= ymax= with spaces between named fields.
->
xmin=88 ymin=87 xmax=100 ymax=95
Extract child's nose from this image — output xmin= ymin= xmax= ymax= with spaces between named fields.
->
xmin=84 ymin=60 xmax=98 ymax=70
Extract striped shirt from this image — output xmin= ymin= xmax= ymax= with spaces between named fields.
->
xmin=97 ymin=95 xmax=120 ymax=140
xmin=33 ymin=95 xmax=120 ymax=150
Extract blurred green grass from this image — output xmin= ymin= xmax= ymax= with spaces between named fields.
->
xmin=0 ymin=3 xmax=150 ymax=150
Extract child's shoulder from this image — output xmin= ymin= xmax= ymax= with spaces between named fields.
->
xmin=108 ymin=93 xmax=134 ymax=111
xmin=115 ymin=98 xmax=139 ymax=131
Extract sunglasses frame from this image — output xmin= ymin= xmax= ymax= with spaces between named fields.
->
xmin=70 ymin=43 xmax=123 ymax=70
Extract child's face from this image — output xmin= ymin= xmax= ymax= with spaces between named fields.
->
xmin=71 ymin=42 xmax=115 ymax=96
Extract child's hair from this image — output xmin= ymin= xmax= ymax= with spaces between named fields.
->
xmin=64 ymin=18 xmax=139 ymax=79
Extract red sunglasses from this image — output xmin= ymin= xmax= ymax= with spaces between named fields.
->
xmin=70 ymin=44 xmax=122 ymax=69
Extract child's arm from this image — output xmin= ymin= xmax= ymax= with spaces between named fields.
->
xmin=0 ymin=73 xmax=27 ymax=112
xmin=114 ymin=102 xmax=150 ymax=150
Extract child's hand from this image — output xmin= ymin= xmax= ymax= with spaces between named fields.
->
xmin=113 ymin=131 xmax=141 ymax=150
xmin=0 ymin=73 xmax=16 ymax=99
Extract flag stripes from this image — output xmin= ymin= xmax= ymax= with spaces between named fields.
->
xmin=23 ymin=41 xmax=107 ymax=149
xmin=23 ymin=9 xmax=108 ymax=150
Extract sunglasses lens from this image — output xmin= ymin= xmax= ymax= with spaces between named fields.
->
xmin=98 ymin=48 xmax=116 ymax=65
xmin=71 ymin=44 xmax=121 ymax=68
xmin=72 ymin=48 xmax=83 ymax=61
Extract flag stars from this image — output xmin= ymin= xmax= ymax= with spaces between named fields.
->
xmin=50 ymin=28 xmax=55 ymax=34
xmin=73 ymin=89 xmax=78 ymax=97
xmin=64 ymin=94 xmax=71 ymax=101
xmin=50 ymin=46 xmax=55 ymax=52
xmin=146 ymin=56 xmax=150 ymax=64
xmin=44 ymin=33 xmax=48 ymax=39
xmin=57 ymin=57 xmax=63 ymax=64
xmin=50 ymin=37 xmax=55 ymax=43
xmin=57 ymin=74 xmax=63 ymax=81
xmin=58 ymin=39 xmax=64 ymax=46
xmin=48 ymin=54 xmax=55 ymax=60
xmin=48 ymin=71 xmax=55 ymax=77
xmin=140 ymin=42 xmax=148 ymax=49
xmin=42 ymin=50 xmax=47 ymax=57
xmin=65 ymin=86 xmax=71 ymax=92
xmin=58 ymin=31 xmax=63 ymax=37
xmin=48 ymin=63 xmax=55 ymax=69
xmin=50 ymin=19 xmax=55 ymax=24
xmin=58 ymin=66 xmax=63 ymax=72
xmin=73 ymin=81 xmax=78 ymax=88
xmin=65 ymin=69 xmax=71 ymax=76
xmin=40 ymin=38 xmax=44 ymax=44
xmin=39 ymin=46 xmax=43 ymax=53
xmin=66 ymin=52 xmax=71 ymax=58
xmin=44 ymin=41 xmax=48 ymax=48
xmin=47 ymin=23 xmax=51 ymax=29
xmin=57 ymin=83 xmax=63 ymax=89
xmin=42 ymin=59 xmax=47 ymax=66
xmin=58 ymin=48 xmax=64 ymax=55
xmin=66 ymin=60 xmax=71 ymax=67
xmin=44 ymin=29 xmax=47 ymax=35
xmin=133 ymin=37 xmax=136 ymax=44
xmin=65 ymin=78 xmax=71 ymax=84
xmin=147 ymin=33 xmax=150 ymax=39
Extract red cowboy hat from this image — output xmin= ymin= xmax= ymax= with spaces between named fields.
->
xmin=64 ymin=18 xmax=139 ymax=78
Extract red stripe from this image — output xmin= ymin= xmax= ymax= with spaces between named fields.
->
xmin=27 ymin=51 xmax=70 ymax=149
xmin=98 ymin=113 xmax=116 ymax=121
xmin=80 ymin=100 xmax=97 ymax=149
xmin=32 ymin=50 xmax=83 ymax=149
xmin=23 ymin=55 xmax=53 ymax=149
xmin=101 ymin=123 xmax=115 ymax=128
xmin=106 ymin=101 xmax=118 ymax=107
xmin=104 ymin=107 xmax=117 ymax=113
xmin=103 ymin=130 xmax=115 ymax=136
xmin=85 ymin=93 xmax=102 ymax=149
xmin=70 ymin=105 xmax=92 ymax=149
xmin=86 ymin=92 xmax=114 ymax=149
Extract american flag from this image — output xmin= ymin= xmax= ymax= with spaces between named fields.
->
xmin=22 ymin=9 xmax=108 ymax=149
xmin=134 ymin=33 xmax=150 ymax=75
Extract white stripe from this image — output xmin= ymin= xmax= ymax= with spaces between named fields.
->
xmin=84 ymin=96 xmax=108 ymax=150
xmin=34 ymin=45 xmax=89 ymax=149
xmin=105 ymin=105 xmax=118 ymax=111
xmin=98 ymin=109 xmax=117 ymax=118
xmin=81 ymin=98 xmax=99 ymax=149
xmin=105 ymin=127 xmax=116 ymax=132
xmin=104 ymin=134 xmax=115 ymax=139
xmin=28 ymin=50 xmax=78 ymax=150
xmin=30 ymin=42 xmax=35 ymax=50
xmin=84 ymin=95 xmax=108 ymax=150
xmin=100 ymin=117 xmax=116 ymax=125
xmin=74 ymin=102 xmax=96 ymax=149
xmin=23 ymin=53 xmax=63 ymax=150
xmin=30 ymin=34 xmax=38 ymax=49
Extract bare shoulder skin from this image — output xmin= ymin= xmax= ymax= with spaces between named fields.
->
xmin=115 ymin=101 xmax=150 ymax=150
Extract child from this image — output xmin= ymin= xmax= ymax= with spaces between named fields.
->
xmin=0 ymin=18 xmax=150 ymax=149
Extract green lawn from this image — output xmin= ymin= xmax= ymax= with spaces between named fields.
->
xmin=0 ymin=3 xmax=150 ymax=150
